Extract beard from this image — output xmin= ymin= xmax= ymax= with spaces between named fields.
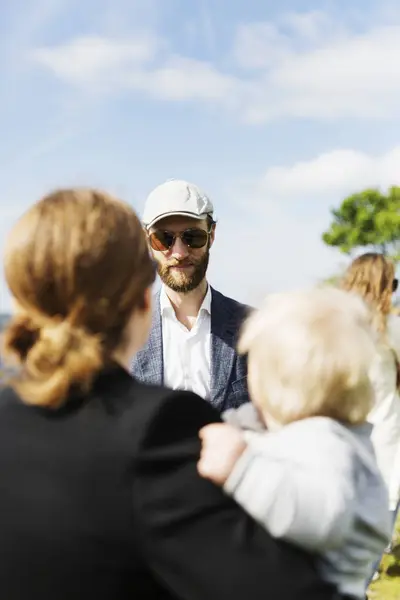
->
xmin=156 ymin=247 xmax=210 ymax=293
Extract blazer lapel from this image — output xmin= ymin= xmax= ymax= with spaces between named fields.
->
xmin=135 ymin=291 xmax=163 ymax=385
xmin=210 ymin=288 xmax=236 ymax=409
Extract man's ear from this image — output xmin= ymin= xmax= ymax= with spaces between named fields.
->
xmin=209 ymin=222 xmax=216 ymax=247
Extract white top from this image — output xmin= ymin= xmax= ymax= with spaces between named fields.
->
xmin=160 ymin=285 xmax=211 ymax=400
xmin=224 ymin=417 xmax=391 ymax=599
xmin=368 ymin=314 xmax=400 ymax=509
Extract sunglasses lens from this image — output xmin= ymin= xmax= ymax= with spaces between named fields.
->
xmin=182 ymin=229 xmax=208 ymax=248
xmin=149 ymin=231 xmax=174 ymax=251
xmin=149 ymin=228 xmax=208 ymax=251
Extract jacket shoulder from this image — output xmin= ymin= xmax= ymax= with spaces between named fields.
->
xmin=211 ymin=288 xmax=253 ymax=318
xmin=119 ymin=373 xmax=217 ymax=422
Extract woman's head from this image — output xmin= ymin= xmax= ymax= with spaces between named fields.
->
xmin=3 ymin=188 xmax=155 ymax=407
xmin=340 ymin=253 xmax=396 ymax=333
xmin=238 ymin=287 xmax=376 ymax=428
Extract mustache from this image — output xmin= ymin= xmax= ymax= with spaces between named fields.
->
xmin=166 ymin=260 xmax=194 ymax=268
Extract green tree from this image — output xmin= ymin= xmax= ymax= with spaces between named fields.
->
xmin=322 ymin=186 xmax=400 ymax=262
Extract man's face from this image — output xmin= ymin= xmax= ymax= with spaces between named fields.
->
xmin=148 ymin=215 xmax=215 ymax=293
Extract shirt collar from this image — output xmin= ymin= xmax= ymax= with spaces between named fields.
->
xmin=160 ymin=284 xmax=212 ymax=316
xmin=201 ymin=284 xmax=212 ymax=314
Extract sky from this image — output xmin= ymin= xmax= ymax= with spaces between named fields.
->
xmin=1 ymin=0 xmax=400 ymax=311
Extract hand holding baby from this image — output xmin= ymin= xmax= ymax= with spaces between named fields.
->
xmin=197 ymin=423 xmax=247 ymax=486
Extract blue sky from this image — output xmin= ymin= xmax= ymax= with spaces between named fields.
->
xmin=1 ymin=0 xmax=400 ymax=311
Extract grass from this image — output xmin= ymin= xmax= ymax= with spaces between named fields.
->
xmin=367 ymin=512 xmax=400 ymax=599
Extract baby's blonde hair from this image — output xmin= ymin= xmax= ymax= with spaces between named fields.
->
xmin=238 ymin=287 xmax=376 ymax=426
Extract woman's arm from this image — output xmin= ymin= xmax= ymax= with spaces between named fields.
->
xmin=132 ymin=390 xmax=338 ymax=600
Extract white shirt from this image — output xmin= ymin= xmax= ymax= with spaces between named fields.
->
xmin=368 ymin=314 xmax=400 ymax=509
xmin=160 ymin=285 xmax=211 ymax=400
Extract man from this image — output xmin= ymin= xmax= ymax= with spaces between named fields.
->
xmin=131 ymin=179 xmax=251 ymax=411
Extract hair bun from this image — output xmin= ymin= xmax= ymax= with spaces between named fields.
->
xmin=29 ymin=320 xmax=99 ymax=373
xmin=4 ymin=315 xmax=103 ymax=407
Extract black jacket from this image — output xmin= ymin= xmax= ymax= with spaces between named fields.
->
xmin=0 ymin=364 xmax=339 ymax=599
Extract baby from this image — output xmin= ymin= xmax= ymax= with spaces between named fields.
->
xmin=198 ymin=287 xmax=391 ymax=600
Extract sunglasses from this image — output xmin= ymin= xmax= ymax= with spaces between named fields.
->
xmin=148 ymin=227 xmax=211 ymax=252
xmin=393 ymin=278 xmax=398 ymax=292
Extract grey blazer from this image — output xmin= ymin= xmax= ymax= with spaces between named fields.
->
xmin=131 ymin=287 xmax=252 ymax=411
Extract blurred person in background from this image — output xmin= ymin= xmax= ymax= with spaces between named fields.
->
xmin=340 ymin=253 xmax=400 ymax=578
xmin=131 ymin=178 xmax=251 ymax=411
xmin=0 ymin=188 xmax=339 ymax=600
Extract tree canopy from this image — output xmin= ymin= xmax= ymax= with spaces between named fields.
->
xmin=322 ymin=186 xmax=400 ymax=261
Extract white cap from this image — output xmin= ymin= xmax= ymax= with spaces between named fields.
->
xmin=142 ymin=179 xmax=214 ymax=229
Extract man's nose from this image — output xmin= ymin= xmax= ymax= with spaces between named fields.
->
xmin=170 ymin=235 xmax=189 ymax=259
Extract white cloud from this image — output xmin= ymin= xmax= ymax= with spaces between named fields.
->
xmin=128 ymin=56 xmax=239 ymax=102
xmin=234 ymin=10 xmax=345 ymax=70
xmin=263 ymin=25 xmax=400 ymax=119
xmin=237 ymin=22 xmax=400 ymax=122
xmin=31 ymin=35 xmax=240 ymax=106
xmin=216 ymin=145 xmax=400 ymax=305
xmin=32 ymin=34 xmax=159 ymax=85
xmin=29 ymin=9 xmax=400 ymax=122
xmin=259 ymin=146 xmax=400 ymax=200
